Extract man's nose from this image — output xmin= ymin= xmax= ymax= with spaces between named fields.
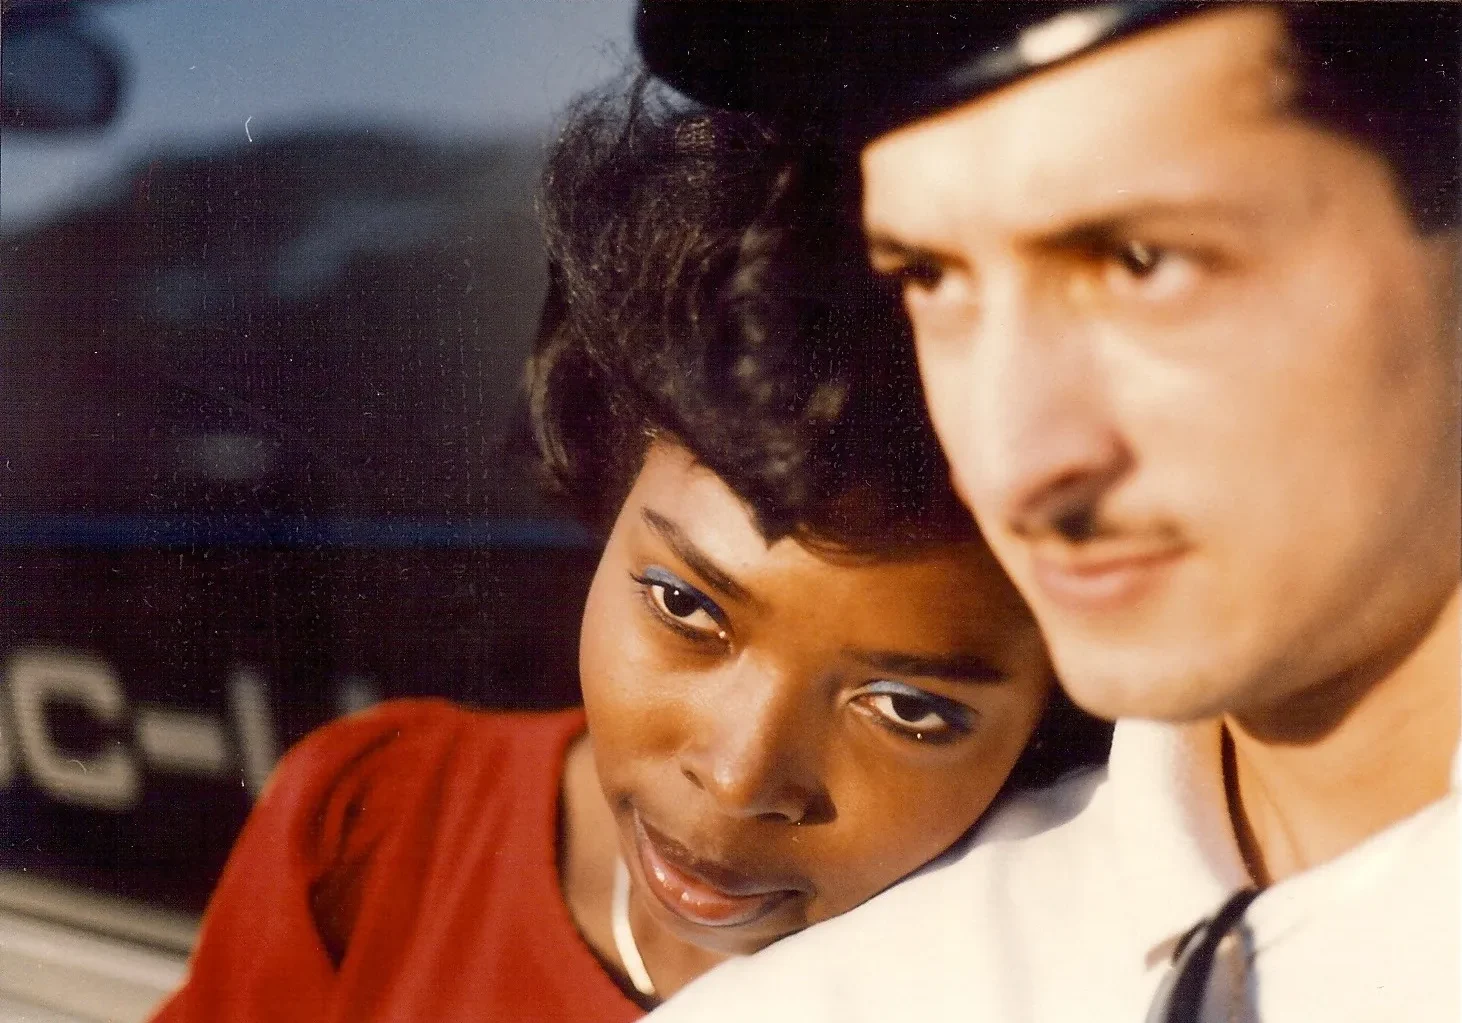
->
xmin=677 ymin=662 xmax=826 ymax=825
xmin=965 ymin=286 xmax=1131 ymax=539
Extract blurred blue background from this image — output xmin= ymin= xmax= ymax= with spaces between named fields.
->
xmin=1 ymin=2 xmax=634 ymax=1017
xmin=5 ymin=0 xmax=632 ymax=229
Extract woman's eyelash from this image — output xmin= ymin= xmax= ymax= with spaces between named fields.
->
xmin=629 ymin=568 xmax=727 ymax=639
xmin=858 ymin=679 xmax=976 ymax=744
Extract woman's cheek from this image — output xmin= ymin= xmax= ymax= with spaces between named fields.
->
xmin=587 ymin=631 xmax=691 ymax=770
xmin=822 ymin=745 xmax=1014 ymax=913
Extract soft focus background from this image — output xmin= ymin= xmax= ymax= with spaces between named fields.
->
xmin=1 ymin=1 xmax=632 ymax=1017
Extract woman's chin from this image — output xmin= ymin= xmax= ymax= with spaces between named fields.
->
xmin=651 ymin=907 xmax=792 ymax=958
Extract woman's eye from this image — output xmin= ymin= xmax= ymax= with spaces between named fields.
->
xmin=855 ymin=682 xmax=974 ymax=744
xmin=868 ymin=693 xmax=949 ymax=733
xmin=634 ymin=569 xmax=725 ymax=639
xmin=648 ymin=582 xmax=718 ymax=628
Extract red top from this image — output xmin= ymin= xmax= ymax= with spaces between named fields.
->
xmin=152 ymin=699 xmax=643 ymax=1023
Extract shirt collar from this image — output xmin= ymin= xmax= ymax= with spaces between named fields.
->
xmin=1106 ymin=717 xmax=1252 ymax=966
xmin=1108 ymin=717 xmax=1462 ymax=966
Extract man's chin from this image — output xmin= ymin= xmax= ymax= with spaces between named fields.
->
xmin=1049 ymin=640 xmax=1240 ymax=725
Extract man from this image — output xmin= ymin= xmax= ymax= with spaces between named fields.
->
xmin=634 ymin=3 xmax=1459 ymax=1020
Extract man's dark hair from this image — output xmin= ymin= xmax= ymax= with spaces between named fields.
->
xmin=531 ymin=76 xmax=971 ymax=551
xmin=1282 ymin=3 xmax=1459 ymax=232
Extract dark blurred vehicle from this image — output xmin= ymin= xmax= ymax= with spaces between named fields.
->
xmin=2 ymin=127 xmax=595 ymax=905
xmin=2 ymin=2 xmax=613 ymax=1016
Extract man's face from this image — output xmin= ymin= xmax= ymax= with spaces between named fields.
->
xmin=863 ymin=6 xmax=1460 ymax=727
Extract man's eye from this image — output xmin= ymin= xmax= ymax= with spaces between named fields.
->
xmin=896 ymin=260 xmax=946 ymax=293
xmin=1102 ymin=239 xmax=1197 ymax=301
xmin=854 ymin=681 xmax=975 ymax=744
xmin=1118 ymin=240 xmax=1161 ymax=275
xmin=633 ymin=569 xmax=725 ymax=638
xmin=873 ymin=257 xmax=946 ymax=294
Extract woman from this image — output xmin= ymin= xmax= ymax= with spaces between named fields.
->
xmin=152 ymin=81 xmax=1108 ymax=1022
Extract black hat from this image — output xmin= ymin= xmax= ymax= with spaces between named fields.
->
xmin=638 ymin=2 xmax=1460 ymax=231
xmin=635 ymin=1 xmax=1195 ymax=138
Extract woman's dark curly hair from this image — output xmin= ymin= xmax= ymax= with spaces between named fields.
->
xmin=530 ymin=75 xmax=1110 ymax=786
xmin=531 ymin=75 xmax=971 ymax=552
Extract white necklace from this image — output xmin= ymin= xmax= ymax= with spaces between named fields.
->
xmin=611 ymin=858 xmax=657 ymax=998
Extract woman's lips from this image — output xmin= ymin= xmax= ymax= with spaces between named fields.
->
xmin=632 ymin=814 xmax=798 ymax=929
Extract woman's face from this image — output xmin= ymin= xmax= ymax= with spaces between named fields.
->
xmin=579 ymin=441 xmax=1053 ymax=956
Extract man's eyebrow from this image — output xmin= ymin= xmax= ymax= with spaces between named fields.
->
xmin=1038 ymin=199 xmax=1263 ymax=248
xmin=871 ymin=200 xmax=1261 ymax=266
xmin=850 ymin=649 xmax=1008 ymax=686
xmin=865 ymin=233 xmax=965 ymax=271
xmin=640 ymin=508 xmax=757 ymax=606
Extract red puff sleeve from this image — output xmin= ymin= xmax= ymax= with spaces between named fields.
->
xmin=151 ymin=699 xmax=641 ymax=1023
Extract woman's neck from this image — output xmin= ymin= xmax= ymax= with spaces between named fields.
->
xmin=1226 ymin=586 xmax=1459 ymax=886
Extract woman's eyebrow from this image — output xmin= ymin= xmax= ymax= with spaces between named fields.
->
xmin=639 ymin=507 xmax=757 ymax=606
xmin=850 ymin=649 xmax=1008 ymax=686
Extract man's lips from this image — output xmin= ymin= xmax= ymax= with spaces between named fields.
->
xmin=1026 ymin=541 xmax=1187 ymax=614
xmin=632 ymin=814 xmax=800 ymax=929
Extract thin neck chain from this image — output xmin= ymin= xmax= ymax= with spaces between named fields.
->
xmin=611 ymin=858 xmax=657 ymax=998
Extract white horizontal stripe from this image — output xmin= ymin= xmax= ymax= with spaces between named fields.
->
xmin=0 ymin=910 xmax=186 ymax=1023
xmin=0 ymin=873 xmax=197 ymax=954
xmin=133 ymin=708 xmax=231 ymax=778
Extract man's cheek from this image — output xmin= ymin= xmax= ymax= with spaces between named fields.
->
xmin=923 ymin=389 xmax=983 ymax=513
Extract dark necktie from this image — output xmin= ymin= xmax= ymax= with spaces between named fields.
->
xmin=1145 ymin=887 xmax=1261 ymax=1023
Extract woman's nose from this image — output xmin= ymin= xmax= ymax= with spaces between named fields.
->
xmin=676 ymin=670 xmax=826 ymax=824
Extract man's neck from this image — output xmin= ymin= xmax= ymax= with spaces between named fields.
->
xmin=1225 ymin=586 xmax=1460 ymax=886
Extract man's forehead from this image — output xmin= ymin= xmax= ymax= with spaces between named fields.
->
xmin=862 ymin=8 xmax=1295 ymax=244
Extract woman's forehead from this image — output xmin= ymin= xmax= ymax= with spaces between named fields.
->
xmin=622 ymin=442 xmax=1014 ymax=607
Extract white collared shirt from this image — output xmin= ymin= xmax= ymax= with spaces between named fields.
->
xmin=646 ymin=720 xmax=1460 ymax=1022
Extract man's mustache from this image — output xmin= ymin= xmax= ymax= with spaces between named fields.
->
xmin=1010 ymin=503 xmax=1184 ymax=548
